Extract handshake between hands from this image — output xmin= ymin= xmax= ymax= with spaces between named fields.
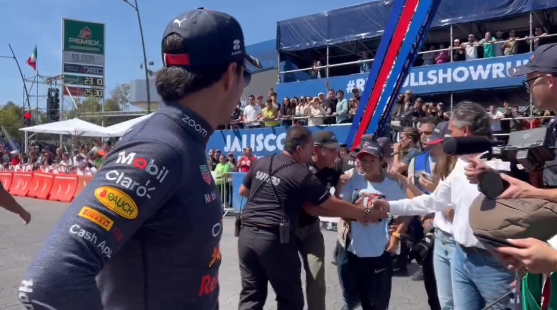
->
xmin=353 ymin=194 xmax=390 ymax=225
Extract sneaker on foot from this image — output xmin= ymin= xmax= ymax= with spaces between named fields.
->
xmin=411 ymin=269 xmax=424 ymax=281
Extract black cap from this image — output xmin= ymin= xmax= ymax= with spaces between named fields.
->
xmin=357 ymin=142 xmax=384 ymax=159
xmin=426 ymin=121 xmax=451 ymax=145
xmin=313 ymin=131 xmax=340 ymax=148
xmin=508 ymin=43 xmax=557 ymax=76
xmin=161 ymin=8 xmax=262 ymax=70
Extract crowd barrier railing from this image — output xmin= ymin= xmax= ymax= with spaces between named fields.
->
xmin=0 ymin=171 xmax=93 ymax=202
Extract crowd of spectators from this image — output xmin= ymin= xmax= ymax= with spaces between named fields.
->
xmin=225 ymin=85 xmax=363 ymax=130
xmin=226 ymin=84 xmax=555 ymax=141
xmin=418 ymin=28 xmax=550 ymax=66
xmin=309 ymin=28 xmax=553 ymax=77
xmin=0 ymin=140 xmax=113 ymax=175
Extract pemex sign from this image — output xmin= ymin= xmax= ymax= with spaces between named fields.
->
xmin=63 ymin=19 xmax=105 ymax=55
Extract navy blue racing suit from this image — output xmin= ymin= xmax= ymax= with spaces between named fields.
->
xmin=18 ymin=103 xmax=223 ymax=310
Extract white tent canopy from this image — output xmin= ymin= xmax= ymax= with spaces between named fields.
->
xmin=19 ymin=118 xmax=110 ymax=137
xmin=105 ymin=113 xmax=153 ymax=137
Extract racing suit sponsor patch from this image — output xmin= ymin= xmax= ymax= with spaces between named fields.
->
xmin=19 ymin=279 xmax=59 ymax=310
xmin=94 ymin=186 xmax=138 ymax=219
xmin=209 ymin=247 xmax=221 ymax=268
xmin=69 ymin=224 xmax=113 ymax=258
xmin=78 ymin=206 xmax=114 ymax=231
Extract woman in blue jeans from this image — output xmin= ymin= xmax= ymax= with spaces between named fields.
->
xmin=405 ymin=130 xmax=457 ymax=310
xmin=430 ymin=155 xmax=457 ymax=310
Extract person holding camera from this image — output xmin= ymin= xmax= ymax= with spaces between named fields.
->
xmin=465 ymin=43 xmax=557 ymax=309
xmin=370 ymin=101 xmax=515 ymax=310
xmin=236 ymin=126 xmax=386 ymax=310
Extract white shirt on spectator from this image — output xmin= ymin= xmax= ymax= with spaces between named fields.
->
xmin=489 ymin=110 xmax=504 ymax=132
xmin=464 ymin=43 xmax=478 ymax=60
xmin=407 ymin=155 xmax=453 ymax=235
xmin=303 ymin=104 xmax=326 ymax=126
xmin=243 ymin=104 xmax=262 ymax=127
xmin=389 ymin=157 xmax=483 ymax=248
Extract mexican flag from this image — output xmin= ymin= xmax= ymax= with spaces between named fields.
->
xmin=26 ymin=45 xmax=37 ymax=71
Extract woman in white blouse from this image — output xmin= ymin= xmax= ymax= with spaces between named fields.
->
xmin=303 ymin=98 xmax=326 ymax=126
xmin=373 ymin=102 xmax=514 ymax=310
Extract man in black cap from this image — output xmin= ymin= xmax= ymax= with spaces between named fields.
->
xmin=508 ymin=43 xmax=557 ymax=188
xmin=19 ymin=8 xmax=261 ymax=310
xmin=297 ymin=130 xmax=345 ymax=310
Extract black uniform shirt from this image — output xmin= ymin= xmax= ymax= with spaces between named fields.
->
xmin=298 ymin=157 xmax=343 ymax=227
xmin=241 ymin=154 xmax=330 ymax=229
xmin=544 ymin=116 xmax=557 ymax=187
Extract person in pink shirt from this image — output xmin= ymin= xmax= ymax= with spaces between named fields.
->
xmin=435 ymin=43 xmax=450 ymax=64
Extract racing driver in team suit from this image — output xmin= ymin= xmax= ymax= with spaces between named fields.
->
xmin=18 ymin=8 xmax=261 ymax=310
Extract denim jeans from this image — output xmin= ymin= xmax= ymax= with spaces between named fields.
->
xmin=452 ymin=244 xmax=514 ymax=310
xmin=433 ymin=229 xmax=456 ymax=310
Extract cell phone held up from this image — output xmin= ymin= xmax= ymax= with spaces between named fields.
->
xmin=473 ymin=233 xmax=517 ymax=248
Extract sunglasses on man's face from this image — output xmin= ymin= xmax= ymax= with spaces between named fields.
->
xmin=243 ymin=68 xmax=252 ymax=87
xmin=522 ymin=74 xmax=556 ymax=91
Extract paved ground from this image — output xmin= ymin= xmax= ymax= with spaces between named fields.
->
xmin=0 ymin=198 xmax=430 ymax=310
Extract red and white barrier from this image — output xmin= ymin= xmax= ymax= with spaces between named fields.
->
xmin=0 ymin=171 xmax=93 ymax=202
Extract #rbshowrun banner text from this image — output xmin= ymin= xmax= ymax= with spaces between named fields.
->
xmin=207 ymin=125 xmax=351 ymax=159
xmin=277 ymin=54 xmax=530 ymax=98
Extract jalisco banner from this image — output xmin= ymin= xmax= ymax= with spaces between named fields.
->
xmin=62 ymin=19 xmax=105 ymax=55
xmin=207 ymin=125 xmax=351 ymax=159
xmin=276 ymin=54 xmax=531 ymax=98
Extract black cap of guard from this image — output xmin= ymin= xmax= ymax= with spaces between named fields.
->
xmin=161 ymin=8 xmax=262 ymax=70
xmin=508 ymin=43 xmax=557 ymax=76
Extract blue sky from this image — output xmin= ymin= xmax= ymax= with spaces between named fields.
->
xmin=0 ymin=0 xmax=366 ymax=111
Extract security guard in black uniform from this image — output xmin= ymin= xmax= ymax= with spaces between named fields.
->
xmin=298 ymin=131 xmax=345 ymax=309
xmin=237 ymin=126 xmax=386 ymax=310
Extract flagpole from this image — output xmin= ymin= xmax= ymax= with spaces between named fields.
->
xmin=7 ymin=44 xmax=32 ymax=110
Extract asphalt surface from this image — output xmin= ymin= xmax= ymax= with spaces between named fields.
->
xmin=0 ymin=198 xmax=430 ymax=310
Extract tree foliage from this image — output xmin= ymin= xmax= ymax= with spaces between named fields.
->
xmin=107 ymin=83 xmax=131 ymax=111
xmin=0 ymin=101 xmax=25 ymax=140
xmin=3 ymin=83 xmax=133 ymax=142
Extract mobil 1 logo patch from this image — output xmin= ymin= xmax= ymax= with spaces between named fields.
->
xmin=115 ymin=151 xmax=169 ymax=182
xmin=104 ymin=151 xmax=169 ymax=199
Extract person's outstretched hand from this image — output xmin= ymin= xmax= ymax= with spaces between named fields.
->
xmin=19 ymin=209 xmax=31 ymax=225
xmin=496 ymin=238 xmax=557 ymax=274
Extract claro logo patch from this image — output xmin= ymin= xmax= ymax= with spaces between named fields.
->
xmin=78 ymin=206 xmax=114 ymax=231
xmin=94 ymin=186 xmax=138 ymax=219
